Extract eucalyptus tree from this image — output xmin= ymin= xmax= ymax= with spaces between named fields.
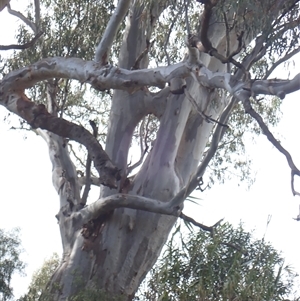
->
xmin=0 ymin=228 xmax=24 ymax=301
xmin=141 ymin=223 xmax=300 ymax=300
xmin=0 ymin=0 xmax=300 ymax=300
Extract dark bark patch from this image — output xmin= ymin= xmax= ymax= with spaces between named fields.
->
xmin=81 ymin=212 xmax=112 ymax=251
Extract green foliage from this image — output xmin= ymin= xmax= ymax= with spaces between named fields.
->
xmin=18 ymin=253 xmax=60 ymax=301
xmin=0 ymin=228 xmax=25 ymax=301
xmin=71 ymin=287 xmax=126 ymax=301
xmin=138 ymin=222 xmax=299 ymax=301
xmin=5 ymin=0 xmax=114 ymax=138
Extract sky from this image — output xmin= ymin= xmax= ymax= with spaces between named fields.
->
xmin=0 ymin=1 xmax=300 ymax=298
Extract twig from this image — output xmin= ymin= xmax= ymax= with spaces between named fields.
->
xmin=180 ymin=213 xmax=223 ymax=232
xmin=0 ymin=31 xmax=43 ymax=51
xmin=184 ymin=88 xmax=229 ymax=128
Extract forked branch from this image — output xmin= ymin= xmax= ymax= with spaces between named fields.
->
xmin=5 ymin=92 xmax=120 ymax=188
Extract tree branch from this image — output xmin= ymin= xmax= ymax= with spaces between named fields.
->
xmin=0 ymin=31 xmax=43 ymax=51
xmin=180 ymin=213 xmax=224 ymax=232
xmin=242 ymin=96 xmax=300 ymax=196
xmin=78 ymin=192 xmax=224 ymax=233
xmin=81 ymin=120 xmax=98 ymax=205
xmin=0 ymin=57 xmax=189 ymax=92
xmin=0 ymin=0 xmax=9 ymax=12
xmin=7 ymin=4 xmax=37 ymax=32
xmin=94 ymin=0 xmax=131 ymax=64
xmin=199 ymin=0 xmax=248 ymax=75
xmin=3 ymin=92 xmax=121 ymax=189
xmin=251 ymin=74 xmax=300 ymax=99
xmin=78 ymin=194 xmax=180 ymax=223
xmin=0 ymin=57 xmax=299 ymax=103
xmin=78 ymin=176 xmax=101 ymax=188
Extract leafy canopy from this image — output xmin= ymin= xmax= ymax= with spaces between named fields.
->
xmin=139 ymin=222 xmax=300 ymax=301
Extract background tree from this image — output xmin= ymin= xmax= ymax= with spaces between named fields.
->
xmin=19 ymin=253 xmax=60 ymax=301
xmin=0 ymin=228 xmax=25 ymax=301
xmin=0 ymin=0 xmax=300 ymax=300
xmin=139 ymin=222 xmax=300 ymax=301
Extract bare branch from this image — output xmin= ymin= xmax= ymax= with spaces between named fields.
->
xmin=7 ymin=4 xmax=37 ymax=32
xmin=251 ymin=74 xmax=300 ymax=99
xmin=94 ymin=0 xmax=131 ymax=64
xmin=180 ymin=213 xmax=224 ymax=232
xmin=69 ymin=143 xmax=87 ymax=170
xmin=184 ymin=0 xmax=191 ymax=37
xmin=162 ymin=7 xmax=184 ymax=66
xmin=0 ymin=31 xmax=43 ymax=51
xmin=78 ymin=193 xmax=181 ymax=223
xmin=242 ymin=97 xmax=300 ymax=196
xmin=1 ymin=57 xmax=299 ymax=102
xmin=78 ymin=191 xmax=224 ymax=232
xmin=3 ymin=92 xmax=121 ymax=188
xmin=0 ymin=57 xmax=189 ymax=92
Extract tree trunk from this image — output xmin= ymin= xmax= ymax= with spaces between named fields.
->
xmin=11 ymin=1 xmax=294 ymax=300
xmin=40 ymin=4 xmax=240 ymax=300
